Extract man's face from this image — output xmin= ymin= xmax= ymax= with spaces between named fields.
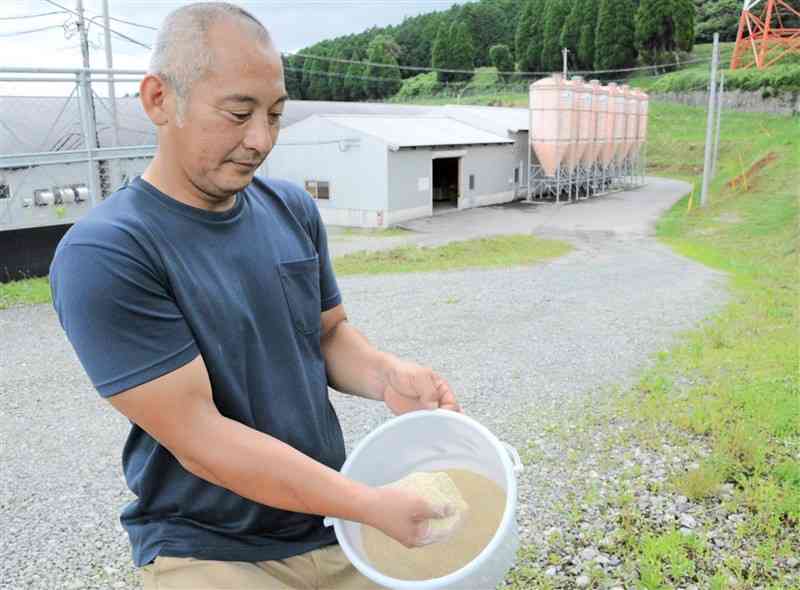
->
xmin=164 ymin=20 xmax=287 ymax=201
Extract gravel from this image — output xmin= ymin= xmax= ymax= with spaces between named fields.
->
xmin=0 ymin=229 xmax=728 ymax=590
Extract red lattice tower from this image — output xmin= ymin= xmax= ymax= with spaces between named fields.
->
xmin=730 ymin=0 xmax=800 ymax=69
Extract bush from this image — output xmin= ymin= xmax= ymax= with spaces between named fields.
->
xmin=649 ymin=64 xmax=800 ymax=93
xmin=394 ymin=71 xmax=441 ymax=99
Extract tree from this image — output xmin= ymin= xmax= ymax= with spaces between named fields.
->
xmin=541 ymin=0 xmax=574 ymax=72
xmin=460 ymin=2 xmax=506 ymax=67
xmin=560 ymin=0 xmax=583 ymax=69
xmin=432 ymin=19 xmax=475 ymax=84
xmin=490 ymin=44 xmax=514 ymax=82
xmin=366 ymin=35 xmax=402 ymax=99
xmin=431 ymin=21 xmax=451 ymax=83
xmin=447 ymin=20 xmax=476 ymax=83
xmin=673 ymin=0 xmax=696 ymax=52
xmin=694 ymin=0 xmax=741 ymax=43
xmin=328 ymin=49 xmax=348 ymax=100
xmin=515 ymin=0 xmax=547 ymax=73
xmin=283 ymin=54 xmax=304 ymax=99
xmin=635 ymin=0 xmax=696 ymax=64
xmin=577 ymin=0 xmax=600 ymax=70
xmin=308 ymin=52 xmax=331 ymax=100
xmin=344 ymin=50 xmax=368 ymax=101
xmin=595 ymin=0 xmax=637 ymax=71
xmin=515 ymin=0 xmax=535 ymax=70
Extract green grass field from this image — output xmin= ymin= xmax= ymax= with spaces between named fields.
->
xmin=333 ymin=235 xmax=572 ymax=276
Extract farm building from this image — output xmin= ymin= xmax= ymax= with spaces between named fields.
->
xmin=262 ymin=111 xmax=531 ymax=227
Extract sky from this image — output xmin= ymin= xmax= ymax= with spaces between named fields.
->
xmin=2 ymin=0 xmax=471 ymax=96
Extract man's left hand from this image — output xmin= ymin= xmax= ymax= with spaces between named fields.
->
xmin=382 ymin=359 xmax=461 ymax=415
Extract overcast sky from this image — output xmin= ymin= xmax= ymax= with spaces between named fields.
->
xmin=2 ymin=0 xmax=471 ymax=96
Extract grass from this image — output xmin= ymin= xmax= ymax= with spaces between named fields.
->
xmin=0 ymin=276 xmax=51 ymax=310
xmin=331 ymin=227 xmax=410 ymax=239
xmin=0 ymin=234 xmax=573 ymax=307
xmin=333 ymin=234 xmax=572 ymax=276
xmin=617 ymin=105 xmax=799 ymax=585
xmin=502 ymin=102 xmax=799 ymax=588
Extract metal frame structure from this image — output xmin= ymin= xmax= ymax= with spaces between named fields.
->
xmin=731 ymin=0 xmax=800 ymax=69
xmin=0 ymin=67 xmax=154 ymax=235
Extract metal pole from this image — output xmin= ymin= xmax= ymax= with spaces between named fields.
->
xmin=712 ymin=73 xmax=725 ymax=178
xmin=102 ymin=0 xmax=122 ymax=189
xmin=562 ymin=48 xmax=569 ymax=77
xmin=76 ymin=0 xmax=104 ymax=202
xmin=76 ymin=71 xmax=99 ymax=208
xmin=700 ymin=33 xmax=720 ymax=208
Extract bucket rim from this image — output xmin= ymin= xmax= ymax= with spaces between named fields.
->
xmin=331 ymin=409 xmax=519 ymax=590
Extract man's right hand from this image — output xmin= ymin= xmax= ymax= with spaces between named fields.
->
xmin=362 ymin=485 xmax=457 ymax=548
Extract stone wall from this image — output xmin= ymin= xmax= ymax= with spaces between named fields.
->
xmin=651 ymin=90 xmax=800 ymax=115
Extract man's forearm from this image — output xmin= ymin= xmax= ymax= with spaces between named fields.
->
xmin=180 ymin=409 xmax=379 ymax=524
xmin=321 ymin=320 xmax=393 ymax=401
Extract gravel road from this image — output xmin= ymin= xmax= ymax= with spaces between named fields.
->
xmin=0 ymin=181 xmax=728 ymax=590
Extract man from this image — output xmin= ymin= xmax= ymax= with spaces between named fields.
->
xmin=49 ymin=3 xmax=462 ymax=589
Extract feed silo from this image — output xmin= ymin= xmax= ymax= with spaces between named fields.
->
xmin=529 ymin=74 xmax=574 ymax=177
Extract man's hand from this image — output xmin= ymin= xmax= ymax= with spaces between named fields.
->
xmin=382 ymin=359 xmax=461 ymax=415
xmin=363 ymin=485 xmax=457 ymax=548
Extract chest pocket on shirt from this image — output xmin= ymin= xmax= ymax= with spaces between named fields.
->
xmin=278 ymin=255 xmax=321 ymax=336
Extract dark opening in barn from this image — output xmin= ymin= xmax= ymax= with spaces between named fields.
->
xmin=432 ymin=157 xmax=459 ymax=212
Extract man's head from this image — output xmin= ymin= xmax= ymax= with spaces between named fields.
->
xmin=140 ymin=2 xmax=287 ymax=206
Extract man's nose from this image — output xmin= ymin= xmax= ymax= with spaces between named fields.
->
xmin=242 ymin=114 xmax=273 ymax=154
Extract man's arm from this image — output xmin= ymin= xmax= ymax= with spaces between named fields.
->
xmin=320 ymin=304 xmax=461 ymax=414
xmin=107 ymin=353 xmax=446 ymax=548
xmin=320 ymin=303 xmax=392 ymax=401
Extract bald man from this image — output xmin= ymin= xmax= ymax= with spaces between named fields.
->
xmin=50 ymin=3 xmax=461 ymax=589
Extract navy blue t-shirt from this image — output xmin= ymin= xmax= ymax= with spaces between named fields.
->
xmin=50 ymin=176 xmax=346 ymax=567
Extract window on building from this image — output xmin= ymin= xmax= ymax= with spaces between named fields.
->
xmin=514 ymin=167 xmax=520 ymax=184
xmin=0 ymin=184 xmax=9 ymax=199
xmin=305 ymin=180 xmax=330 ymax=200
xmin=469 ymin=174 xmax=475 ymax=191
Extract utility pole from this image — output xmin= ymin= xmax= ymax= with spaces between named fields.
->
xmin=700 ymin=33 xmax=720 ymax=208
xmin=562 ymin=48 xmax=569 ymax=77
xmin=76 ymin=0 xmax=108 ymax=200
xmin=102 ymin=0 xmax=122 ymax=189
xmin=75 ymin=0 xmax=101 ymax=206
xmin=711 ymin=73 xmax=725 ymax=178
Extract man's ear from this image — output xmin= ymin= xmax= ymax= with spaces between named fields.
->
xmin=139 ymin=74 xmax=172 ymax=127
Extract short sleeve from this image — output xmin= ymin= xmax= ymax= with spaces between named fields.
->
xmin=50 ymin=238 xmax=199 ymax=398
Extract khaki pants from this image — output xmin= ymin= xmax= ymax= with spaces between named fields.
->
xmin=140 ymin=544 xmax=384 ymax=590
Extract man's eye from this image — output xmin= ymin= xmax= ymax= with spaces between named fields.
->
xmin=230 ymin=112 xmax=251 ymax=121
xmin=269 ymin=113 xmax=283 ymax=122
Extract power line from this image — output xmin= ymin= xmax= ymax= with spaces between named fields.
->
xmin=99 ymin=15 xmax=157 ymax=31
xmin=288 ymin=51 xmax=711 ymax=77
xmin=0 ymin=25 xmax=65 ymax=37
xmin=0 ymin=10 xmax=68 ymax=20
xmin=41 ymin=0 xmax=152 ymax=50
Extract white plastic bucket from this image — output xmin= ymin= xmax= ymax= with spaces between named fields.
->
xmin=324 ymin=410 xmax=524 ymax=590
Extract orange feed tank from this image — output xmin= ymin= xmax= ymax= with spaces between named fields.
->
xmin=623 ymin=84 xmax=638 ymax=160
xmin=600 ymin=82 xmax=618 ymax=167
xmin=561 ymin=76 xmax=580 ymax=173
xmin=610 ymin=83 xmax=627 ymax=165
xmin=530 ymin=73 xmax=575 ymax=177
xmin=569 ymin=76 xmax=594 ymax=168
xmin=577 ymin=79 xmax=596 ymax=167
xmin=636 ymin=89 xmax=649 ymax=158
xmin=588 ymin=80 xmax=607 ymax=166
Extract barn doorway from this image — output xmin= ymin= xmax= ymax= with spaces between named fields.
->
xmin=432 ymin=157 xmax=460 ymax=213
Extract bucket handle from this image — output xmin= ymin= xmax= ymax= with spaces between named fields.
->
xmin=502 ymin=441 xmax=524 ymax=476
